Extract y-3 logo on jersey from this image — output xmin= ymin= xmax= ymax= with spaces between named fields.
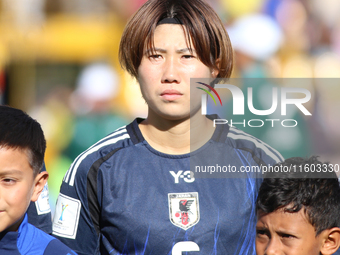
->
xmin=170 ymin=170 xmax=195 ymax=183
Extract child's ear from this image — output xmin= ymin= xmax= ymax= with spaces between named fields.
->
xmin=320 ymin=227 xmax=340 ymax=255
xmin=31 ymin=171 xmax=49 ymax=202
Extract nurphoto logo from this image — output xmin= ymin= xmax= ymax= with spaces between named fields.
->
xmin=196 ymin=80 xmax=312 ymax=128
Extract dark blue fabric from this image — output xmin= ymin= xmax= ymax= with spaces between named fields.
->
xmin=0 ymin=230 xmax=20 ymax=255
xmin=53 ymin=118 xmax=283 ymax=255
xmin=26 ymin=201 xmax=52 ymax=234
xmin=27 ymin=163 xmax=52 ymax=234
xmin=44 ymin=239 xmax=78 ymax=255
xmin=0 ymin=214 xmax=77 ymax=255
xmin=335 ymin=247 xmax=340 ymax=255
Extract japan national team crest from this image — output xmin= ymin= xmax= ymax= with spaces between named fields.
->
xmin=168 ymin=192 xmax=200 ymax=230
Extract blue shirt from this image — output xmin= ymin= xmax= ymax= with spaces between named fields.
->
xmin=53 ymin=117 xmax=283 ymax=255
xmin=0 ymin=214 xmax=77 ymax=255
xmin=27 ymin=163 xmax=52 ymax=234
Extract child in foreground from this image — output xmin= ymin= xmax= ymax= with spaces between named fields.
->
xmin=256 ymin=156 xmax=340 ymax=255
xmin=0 ymin=105 xmax=77 ymax=255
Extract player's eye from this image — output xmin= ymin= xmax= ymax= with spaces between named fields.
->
xmin=1 ymin=178 xmax=17 ymax=185
xmin=182 ymin=54 xmax=195 ymax=59
xmin=148 ymin=54 xmax=162 ymax=60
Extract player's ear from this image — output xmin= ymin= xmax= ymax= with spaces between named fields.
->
xmin=211 ymin=58 xmax=220 ymax=78
xmin=31 ymin=171 xmax=49 ymax=202
xmin=320 ymin=227 xmax=340 ymax=255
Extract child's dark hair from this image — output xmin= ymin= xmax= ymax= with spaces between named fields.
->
xmin=256 ymin=156 xmax=340 ymax=235
xmin=0 ymin=105 xmax=46 ymax=176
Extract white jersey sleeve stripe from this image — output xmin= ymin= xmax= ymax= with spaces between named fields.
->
xmin=64 ymin=126 xmax=127 ymax=183
xmin=68 ymin=133 xmax=130 ymax=186
xmin=228 ymin=132 xmax=284 ymax=164
xmin=229 ymin=126 xmax=284 ymax=162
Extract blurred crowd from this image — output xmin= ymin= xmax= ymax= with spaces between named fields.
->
xmin=0 ymin=0 xmax=340 ymax=212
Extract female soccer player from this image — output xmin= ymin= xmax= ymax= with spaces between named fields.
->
xmin=52 ymin=0 xmax=283 ymax=254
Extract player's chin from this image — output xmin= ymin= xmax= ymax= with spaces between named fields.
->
xmin=157 ymin=110 xmax=191 ymax=122
xmin=151 ymin=103 xmax=189 ymax=120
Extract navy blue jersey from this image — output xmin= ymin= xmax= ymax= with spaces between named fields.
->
xmin=0 ymin=214 xmax=76 ymax=255
xmin=27 ymin=164 xmax=52 ymax=234
xmin=52 ymin=118 xmax=283 ymax=255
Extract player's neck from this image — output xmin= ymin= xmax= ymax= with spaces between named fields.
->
xmin=139 ymin=110 xmax=215 ymax=155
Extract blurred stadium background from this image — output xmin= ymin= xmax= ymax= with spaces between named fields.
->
xmin=0 ymin=0 xmax=340 ymax=212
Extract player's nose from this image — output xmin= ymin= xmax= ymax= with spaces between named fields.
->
xmin=161 ymin=57 xmax=181 ymax=84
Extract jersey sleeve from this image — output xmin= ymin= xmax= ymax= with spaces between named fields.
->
xmin=334 ymin=248 xmax=340 ymax=255
xmin=27 ymin=163 xmax=52 ymax=234
xmin=52 ymin=156 xmax=100 ymax=255
xmin=43 ymin=239 xmax=78 ymax=255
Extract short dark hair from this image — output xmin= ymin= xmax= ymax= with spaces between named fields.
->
xmin=119 ymin=0 xmax=233 ymax=79
xmin=256 ymin=156 xmax=340 ymax=235
xmin=0 ymin=105 xmax=46 ymax=176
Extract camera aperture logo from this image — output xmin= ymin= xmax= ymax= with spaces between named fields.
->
xmin=196 ymin=82 xmax=222 ymax=106
xmin=196 ymin=82 xmax=312 ymax=128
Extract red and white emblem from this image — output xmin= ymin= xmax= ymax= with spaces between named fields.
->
xmin=168 ymin=192 xmax=200 ymax=230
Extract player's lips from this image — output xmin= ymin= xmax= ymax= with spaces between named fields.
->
xmin=160 ymin=89 xmax=183 ymax=101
